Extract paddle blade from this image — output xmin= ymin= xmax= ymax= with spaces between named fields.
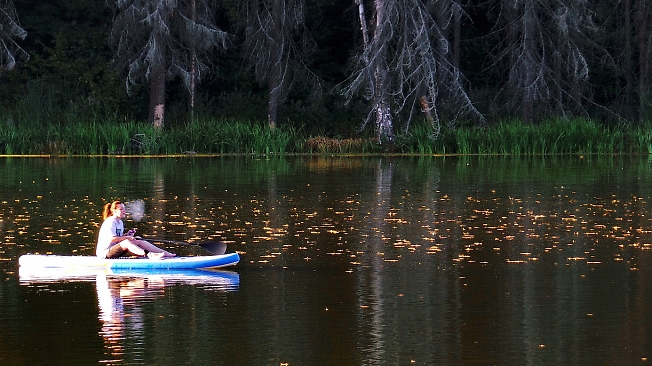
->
xmin=200 ymin=242 xmax=227 ymax=255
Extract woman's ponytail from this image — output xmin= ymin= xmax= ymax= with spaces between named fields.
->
xmin=102 ymin=201 xmax=121 ymax=220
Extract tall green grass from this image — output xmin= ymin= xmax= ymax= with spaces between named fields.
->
xmin=0 ymin=116 xmax=302 ymax=155
xmin=159 ymin=119 xmax=298 ymax=154
xmin=2 ymin=115 xmax=652 ymax=155
xmin=397 ymin=118 xmax=651 ymax=155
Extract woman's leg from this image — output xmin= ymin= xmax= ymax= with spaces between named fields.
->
xmin=134 ymin=239 xmax=176 ymax=257
xmin=106 ymin=243 xmax=131 ymax=258
xmin=116 ymin=239 xmax=148 ymax=256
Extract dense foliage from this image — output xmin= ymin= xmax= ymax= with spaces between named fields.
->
xmin=0 ymin=0 xmax=650 ymax=149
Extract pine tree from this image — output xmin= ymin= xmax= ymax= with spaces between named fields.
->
xmin=236 ymin=0 xmax=317 ymax=129
xmin=494 ymin=0 xmax=599 ymax=121
xmin=0 ymin=0 xmax=27 ymax=72
xmin=110 ymin=0 xmax=228 ymax=127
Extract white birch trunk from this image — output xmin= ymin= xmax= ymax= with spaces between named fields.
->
xmin=372 ymin=0 xmax=394 ymax=142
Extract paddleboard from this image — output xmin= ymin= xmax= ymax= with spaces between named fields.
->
xmin=18 ymin=265 xmax=240 ymax=290
xmin=18 ymin=252 xmax=240 ymax=270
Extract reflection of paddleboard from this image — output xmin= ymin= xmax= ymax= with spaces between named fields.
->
xmin=19 ymin=265 xmax=240 ymax=290
xmin=18 ymin=252 xmax=240 ymax=270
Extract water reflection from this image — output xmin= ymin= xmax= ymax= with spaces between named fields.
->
xmin=359 ymin=159 xmax=394 ymax=363
xmin=19 ymin=268 xmax=239 ymax=365
xmin=96 ymin=273 xmax=155 ymax=364
xmin=3 ymin=156 xmax=652 ymax=364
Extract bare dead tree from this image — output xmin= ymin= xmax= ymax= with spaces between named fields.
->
xmin=0 ymin=0 xmax=27 ymax=72
xmin=343 ymin=0 xmax=481 ymax=143
xmin=623 ymin=0 xmax=634 ymax=118
xmin=110 ymin=0 xmax=228 ymax=128
xmin=238 ymin=0 xmax=318 ymax=129
xmin=493 ymin=0 xmax=599 ymax=121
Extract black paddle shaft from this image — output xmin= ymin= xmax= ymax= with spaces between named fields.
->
xmin=144 ymin=238 xmax=227 ymax=255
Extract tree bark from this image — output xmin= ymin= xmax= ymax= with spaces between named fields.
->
xmin=372 ymin=0 xmax=394 ymax=142
xmin=267 ymin=0 xmax=284 ymax=129
xmin=521 ymin=1 xmax=535 ymax=121
xmin=355 ymin=0 xmax=370 ymax=47
xmin=452 ymin=2 xmax=461 ymax=70
xmin=637 ymin=0 xmax=650 ymax=122
xmin=150 ymin=66 xmax=166 ymax=129
xmin=189 ymin=0 xmax=197 ymax=122
xmin=624 ymin=0 xmax=633 ymax=119
xmin=149 ymin=31 xmax=166 ymax=129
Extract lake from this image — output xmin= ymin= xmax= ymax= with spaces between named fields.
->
xmin=1 ymin=155 xmax=651 ymax=365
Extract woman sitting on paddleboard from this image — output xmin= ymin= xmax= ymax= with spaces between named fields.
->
xmin=96 ymin=200 xmax=175 ymax=259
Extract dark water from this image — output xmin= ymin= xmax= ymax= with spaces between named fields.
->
xmin=1 ymin=156 xmax=652 ymax=365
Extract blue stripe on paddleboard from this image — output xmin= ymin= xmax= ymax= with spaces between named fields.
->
xmin=107 ymin=253 xmax=240 ymax=269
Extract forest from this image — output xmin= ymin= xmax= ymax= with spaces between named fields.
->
xmin=1 ymin=0 xmax=651 ymax=154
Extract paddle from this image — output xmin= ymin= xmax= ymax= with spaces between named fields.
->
xmin=144 ymin=238 xmax=228 ymax=255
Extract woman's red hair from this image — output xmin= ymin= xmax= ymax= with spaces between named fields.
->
xmin=102 ymin=200 xmax=122 ymax=220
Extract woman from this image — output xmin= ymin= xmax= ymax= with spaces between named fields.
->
xmin=96 ymin=200 xmax=175 ymax=259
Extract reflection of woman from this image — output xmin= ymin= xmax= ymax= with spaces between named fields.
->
xmin=96 ymin=200 xmax=175 ymax=259
xmin=96 ymin=273 xmax=165 ymax=363
xmin=95 ymin=274 xmax=124 ymax=334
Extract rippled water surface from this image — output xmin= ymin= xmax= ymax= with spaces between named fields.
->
xmin=1 ymin=156 xmax=652 ymax=365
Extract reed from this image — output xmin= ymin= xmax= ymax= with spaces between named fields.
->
xmin=399 ymin=118 xmax=649 ymax=155
xmin=0 ymin=117 xmax=304 ymax=155
xmin=165 ymin=119 xmax=299 ymax=154
xmin=632 ymin=124 xmax=652 ymax=153
xmin=2 ymin=115 xmax=652 ymax=155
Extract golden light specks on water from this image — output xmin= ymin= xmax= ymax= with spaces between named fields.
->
xmin=1 ymin=166 xmax=651 ymax=274
xmin=5 ymin=158 xmax=652 ymax=364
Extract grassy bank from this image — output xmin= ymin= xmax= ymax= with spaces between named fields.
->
xmin=398 ymin=118 xmax=652 ymax=155
xmin=0 ymin=118 xmax=303 ymax=155
xmin=1 ymin=117 xmax=651 ymax=155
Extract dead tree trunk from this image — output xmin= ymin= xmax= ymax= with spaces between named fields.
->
xmin=624 ymin=0 xmax=634 ymax=119
xmin=372 ymin=0 xmax=394 ymax=142
xmin=149 ymin=31 xmax=166 ymax=129
xmin=267 ymin=0 xmax=284 ymax=129
xmin=150 ymin=70 xmax=166 ymax=128
xmin=521 ymin=1 xmax=536 ymax=121
xmin=452 ymin=1 xmax=461 ymax=70
xmin=189 ymin=0 xmax=197 ymax=122
xmin=637 ymin=0 xmax=650 ymax=122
